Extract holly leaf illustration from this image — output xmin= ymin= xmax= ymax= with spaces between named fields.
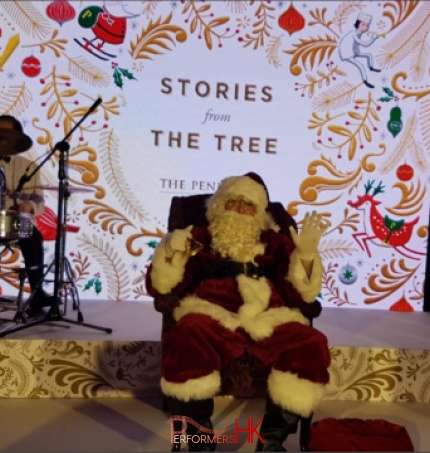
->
xmin=383 ymin=87 xmax=395 ymax=97
xmin=94 ymin=278 xmax=102 ymax=295
xmin=146 ymin=240 xmax=158 ymax=249
xmin=113 ymin=68 xmax=123 ymax=88
xmin=83 ymin=278 xmax=95 ymax=291
xmin=378 ymin=96 xmax=393 ymax=102
xmin=119 ymin=68 xmax=136 ymax=80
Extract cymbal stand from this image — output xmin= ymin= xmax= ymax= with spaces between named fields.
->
xmin=0 ymin=98 xmax=112 ymax=337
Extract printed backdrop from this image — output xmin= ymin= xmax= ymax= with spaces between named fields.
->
xmin=0 ymin=0 xmax=428 ymax=311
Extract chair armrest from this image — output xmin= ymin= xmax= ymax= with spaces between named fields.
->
xmin=153 ymin=295 xmax=180 ymax=314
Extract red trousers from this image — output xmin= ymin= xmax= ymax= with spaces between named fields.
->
xmin=162 ymin=313 xmax=330 ymax=386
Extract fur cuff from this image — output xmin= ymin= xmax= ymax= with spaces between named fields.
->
xmin=161 ymin=371 xmax=221 ymax=402
xmin=286 ymin=250 xmax=323 ymax=302
xmin=268 ymin=369 xmax=326 ymax=417
xmin=149 ymin=235 xmax=189 ymax=294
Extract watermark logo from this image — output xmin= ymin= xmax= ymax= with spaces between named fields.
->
xmin=167 ymin=416 xmax=264 ymax=445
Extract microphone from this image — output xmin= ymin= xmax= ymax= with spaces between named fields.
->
xmin=15 ymin=158 xmax=38 ymax=194
xmin=88 ymin=97 xmax=103 ymax=114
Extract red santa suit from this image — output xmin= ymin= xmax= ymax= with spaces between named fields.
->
xmin=146 ymin=174 xmax=331 ymax=418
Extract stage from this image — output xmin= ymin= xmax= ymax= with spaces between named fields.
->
xmin=0 ymin=300 xmax=428 ymax=402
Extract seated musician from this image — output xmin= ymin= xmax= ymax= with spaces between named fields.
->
xmin=0 ymin=115 xmax=55 ymax=315
xmin=146 ymin=172 xmax=331 ymax=452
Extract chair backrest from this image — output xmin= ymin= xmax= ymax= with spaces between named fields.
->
xmin=167 ymin=194 xmax=297 ymax=237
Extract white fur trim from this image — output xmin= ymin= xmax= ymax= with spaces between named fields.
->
xmin=211 ymin=176 xmax=268 ymax=211
xmin=240 ymin=307 xmax=309 ymax=341
xmin=150 ymin=235 xmax=189 ymax=294
xmin=174 ymin=296 xmax=241 ymax=331
xmin=174 ymin=293 xmax=309 ymax=342
xmin=268 ymin=369 xmax=326 ymax=417
xmin=286 ymin=250 xmax=323 ymax=302
xmin=161 ymin=371 xmax=221 ymax=401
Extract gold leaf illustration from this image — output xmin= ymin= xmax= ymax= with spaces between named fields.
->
xmin=418 ymin=376 xmax=430 ymax=402
xmin=46 ymin=341 xmax=89 ymax=359
xmin=319 ymin=239 xmax=359 ymax=260
xmin=392 ymin=72 xmax=430 ymax=101
xmin=142 ymin=0 xmax=158 ymax=18
xmin=70 ymin=251 xmax=91 ymax=284
xmin=312 ymin=81 xmax=359 ymax=112
xmin=332 ymin=1 xmax=363 ymax=35
xmin=284 ymin=34 xmax=337 ymax=76
xmin=47 ymin=359 xmax=114 ymax=397
xmin=363 ymin=258 xmax=420 ymax=304
xmin=287 ymin=155 xmax=361 ymax=216
xmin=225 ymin=1 xmax=248 ymax=14
xmin=22 ymin=29 xmax=66 ymax=58
xmin=28 ymin=385 xmax=52 ymax=399
xmin=297 ymin=65 xmax=347 ymax=99
xmin=242 ymin=1 xmax=275 ymax=50
xmin=0 ymin=83 xmax=33 ymax=118
xmin=368 ymin=349 xmax=406 ymax=366
xmin=314 ymin=91 xmax=380 ymax=160
xmin=377 ymin=2 xmax=430 ymax=69
xmin=78 ymin=234 xmax=131 ymax=301
xmin=99 ymin=129 xmax=147 ymax=222
xmin=343 ymin=366 xmax=403 ymax=400
xmin=129 ymin=13 xmax=187 ymax=60
xmin=382 ymin=1 xmax=420 ymax=33
xmin=0 ymin=1 xmax=51 ymax=39
xmin=325 ymin=208 xmax=360 ymax=235
xmin=64 ymin=55 xmax=110 ymax=87
xmin=386 ymin=180 xmax=426 ymax=217
xmin=266 ymin=35 xmax=282 ymax=68
xmin=420 ymin=100 xmax=430 ymax=164
xmin=126 ymin=227 xmax=166 ymax=257
xmin=409 ymin=33 xmax=429 ymax=82
xmin=83 ymin=200 xmax=135 ymax=234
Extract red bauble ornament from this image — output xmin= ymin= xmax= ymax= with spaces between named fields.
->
xmin=396 ymin=163 xmax=414 ymax=181
xmin=278 ymin=2 xmax=306 ymax=36
xmin=46 ymin=0 xmax=76 ymax=26
xmin=21 ymin=55 xmax=41 ymax=77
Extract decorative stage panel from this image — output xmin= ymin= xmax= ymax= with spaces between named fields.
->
xmin=0 ymin=340 xmax=161 ymax=398
xmin=0 ymin=340 xmax=428 ymax=402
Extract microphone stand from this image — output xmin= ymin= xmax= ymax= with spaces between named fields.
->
xmin=0 ymin=98 xmax=112 ymax=337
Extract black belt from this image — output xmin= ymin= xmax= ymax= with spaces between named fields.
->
xmin=201 ymin=260 xmax=271 ymax=280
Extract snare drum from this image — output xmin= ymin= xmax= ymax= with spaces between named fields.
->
xmin=0 ymin=210 xmax=34 ymax=240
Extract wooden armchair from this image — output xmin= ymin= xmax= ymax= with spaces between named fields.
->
xmin=154 ymin=194 xmax=313 ymax=451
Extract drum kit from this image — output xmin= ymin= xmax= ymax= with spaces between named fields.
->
xmin=0 ymin=103 xmax=112 ymax=336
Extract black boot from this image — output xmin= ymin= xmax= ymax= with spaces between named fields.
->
xmin=255 ymin=403 xmax=300 ymax=452
xmin=167 ymin=397 xmax=216 ymax=452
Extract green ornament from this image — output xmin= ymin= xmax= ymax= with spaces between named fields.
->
xmin=387 ymin=106 xmax=402 ymax=137
xmin=78 ymin=6 xmax=103 ymax=28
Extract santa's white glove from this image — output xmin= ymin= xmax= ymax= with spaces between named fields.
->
xmin=166 ymin=225 xmax=193 ymax=256
xmin=289 ymin=211 xmax=327 ymax=260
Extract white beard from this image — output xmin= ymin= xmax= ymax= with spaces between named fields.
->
xmin=209 ymin=211 xmax=262 ymax=262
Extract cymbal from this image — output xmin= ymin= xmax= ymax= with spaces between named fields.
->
xmin=33 ymin=185 xmax=94 ymax=194
xmin=0 ymin=128 xmax=33 ymax=156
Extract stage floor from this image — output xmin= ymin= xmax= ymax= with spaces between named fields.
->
xmin=0 ymin=300 xmax=429 ymax=349
xmin=0 ymin=396 xmax=428 ymax=452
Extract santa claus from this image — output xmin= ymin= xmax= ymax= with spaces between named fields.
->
xmin=146 ymin=173 xmax=331 ymax=452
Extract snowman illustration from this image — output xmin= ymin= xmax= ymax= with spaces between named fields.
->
xmin=75 ymin=1 xmax=140 ymax=60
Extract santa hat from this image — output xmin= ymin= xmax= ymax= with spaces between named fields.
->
xmin=210 ymin=172 xmax=269 ymax=212
xmin=357 ymin=12 xmax=372 ymax=25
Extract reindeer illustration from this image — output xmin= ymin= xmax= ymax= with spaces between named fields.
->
xmin=347 ymin=180 xmax=425 ymax=260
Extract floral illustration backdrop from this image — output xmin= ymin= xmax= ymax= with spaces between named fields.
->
xmin=0 ymin=0 xmax=428 ymax=311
